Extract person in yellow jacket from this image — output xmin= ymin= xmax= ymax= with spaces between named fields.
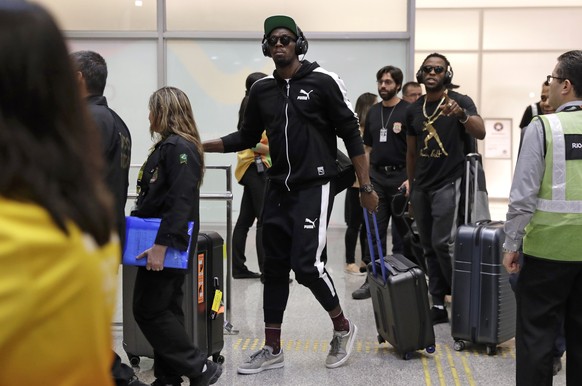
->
xmin=0 ymin=2 xmax=119 ymax=385
xmin=503 ymin=50 xmax=582 ymax=385
xmin=232 ymin=72 xmax=272 ymax=279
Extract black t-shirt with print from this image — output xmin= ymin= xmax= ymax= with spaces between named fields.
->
xmin=406 ymin=90 xmax=478 ymax=190
xmin=363 ymin=100 xmax=409 ymax=167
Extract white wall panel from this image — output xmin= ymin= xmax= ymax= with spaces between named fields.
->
xmin=166 ymin=0 xmax=408 ymax=32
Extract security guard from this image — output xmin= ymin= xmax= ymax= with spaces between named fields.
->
xmin=503 ymin=50 xmax=582 ymax=386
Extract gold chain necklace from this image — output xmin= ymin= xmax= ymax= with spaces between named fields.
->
xmin=422 ymin=94 xmax=446 ymax=123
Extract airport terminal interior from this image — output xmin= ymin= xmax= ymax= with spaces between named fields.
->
xmin=29 ymin=0 xmax=581 ymax=384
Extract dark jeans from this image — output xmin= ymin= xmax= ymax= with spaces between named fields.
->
xmin=410 ymin=178 xmax=461 ymax=306
xmin=133 ymin=268 xmax=206 ymax=382
xmin=515 ymin=255 xmax=582 ymax=386
xmin=364 ymin=168 xmax=408 ymax=263
xmin=344 ymin=187 xmax=366 ymax=264
xmin=232 ymin=164 xmax=266 ymax=273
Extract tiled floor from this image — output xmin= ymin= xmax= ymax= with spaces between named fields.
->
xmin=112 ymin=199 xmax=567 ymax=385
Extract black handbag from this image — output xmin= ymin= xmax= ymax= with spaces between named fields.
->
xmin=334 ymin=149 xmax=355 ymax=195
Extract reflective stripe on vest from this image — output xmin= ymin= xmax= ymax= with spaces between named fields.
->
xmin=536 ymin=113 xmax=582 ymax=213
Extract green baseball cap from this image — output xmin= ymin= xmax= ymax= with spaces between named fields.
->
xmin=264 ymin=15 xmax=298 ymax=37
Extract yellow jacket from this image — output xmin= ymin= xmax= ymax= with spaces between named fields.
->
xmin=0 ymin=197 xmax=119 ymax=386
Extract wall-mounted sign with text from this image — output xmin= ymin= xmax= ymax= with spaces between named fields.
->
xmin=484 ymin=118 xmax=512 ymax=159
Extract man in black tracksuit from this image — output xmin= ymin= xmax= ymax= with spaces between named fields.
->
xmin=204 ymin=15 xmax=378 ymax=374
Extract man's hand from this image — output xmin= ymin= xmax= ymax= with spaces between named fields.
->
xmin=360 ymin=191 xmax=379 ymax=213
xmin=503 ymin=251 xmax=521 ymax=273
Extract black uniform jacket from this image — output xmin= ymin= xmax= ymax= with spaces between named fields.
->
xmin=131 ymin=134 xmax=201 ymax=252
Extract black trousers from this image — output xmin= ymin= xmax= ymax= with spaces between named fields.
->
xmin=133 ymin=268 xmax=206 ymax=382
xmin=364 ymin=168 xmax=408 ymax=262
xmin=516 ymin=255 xmax=582 ymax=386
xmin=410 ymin=178 xmax=461 ymax=306
xmin=262 ymin=182 xmax=339 ymax=324
xmin=344 ymin=187 xmax=366 ymax=265
xmin=232 ymin=164 xmax=266 ymax=273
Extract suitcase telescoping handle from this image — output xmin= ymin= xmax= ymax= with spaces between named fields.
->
xmin=464 ymin=153 xmax=481 ymax=225
xmin=362 ymin=209 xmax=396 ymax=282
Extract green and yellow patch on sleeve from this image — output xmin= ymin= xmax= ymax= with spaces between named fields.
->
xmin=179 ymin=153 xmax=188 ymax=164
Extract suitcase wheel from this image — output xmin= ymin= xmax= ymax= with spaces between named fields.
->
xmin=377 ymin=334 xmax=386 ymax=344
xmin=212 ymin=353 xmax=225 ymax=364
xmin=425 ymin=345 xmax=436 ymax=354
xmin=401 ymin=352 xmax=412 ymax=360
xmin=128 ymin=354 xmax=140 ymax=367
xmin=486 ymin=345 xmax=497 ymax=356
xmin=453 ymin=340 xmax=465 ymax=352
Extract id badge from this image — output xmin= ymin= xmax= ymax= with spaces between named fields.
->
xmin=380 ymin=128 xmax=387 ymax=142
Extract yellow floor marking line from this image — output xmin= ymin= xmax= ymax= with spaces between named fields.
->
xmin=233 ymin=338 xmax=242 ymax=350
xmin=250 ymin=338 xmax=260 ymax=351
xmin=285 ymin=339 xmax=294 ymax=351
xmin=321 ymin=339 xmax=328 ymax=353
xmin=313 ymin=339 xmax=319 ymax=353
xmin=356 ymin=340 xmax=363 ymax=353
xmin=444 ymin=344 xmax=461 ymax=386
xmin=434 ymin=345 xmax=447 ymax=386
xmin=241 ymin=338 xmax=251 ymax=350
xmin=421 ymin=355 xmax=432 ymax=386
xmin=460 ymin=356 xmax=476 ymax=386
xmin=295 ymin=339 xmax=302 ymax=352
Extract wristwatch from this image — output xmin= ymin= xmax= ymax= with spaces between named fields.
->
xmin=359 ymin=184 xmax=374 ymax=194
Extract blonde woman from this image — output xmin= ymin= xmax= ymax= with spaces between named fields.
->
xmin=131 ymin=87 xmax=221 ymax=386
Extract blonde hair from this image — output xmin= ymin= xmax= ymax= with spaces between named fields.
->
xmin=148 ymin=86 xmax=205 ymax=182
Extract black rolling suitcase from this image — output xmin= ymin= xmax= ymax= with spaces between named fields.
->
xmin=364 ymin=211 xmax=436 ymax=360
xmin=451 ymin=154 xmax=516 ymax=355
xmin=122 ymin=231 xmax=225 ymax=366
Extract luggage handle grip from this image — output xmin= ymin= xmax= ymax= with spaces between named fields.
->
xmin=363 ymin=209 xmax=396 ymax=282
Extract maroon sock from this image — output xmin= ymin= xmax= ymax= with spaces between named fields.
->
xmin=331 ymin=311 xmax=350 ymax=332
xmin=265 ymin=327 xmax=281 ymax=354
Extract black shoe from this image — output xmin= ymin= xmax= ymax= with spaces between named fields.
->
xmin=430 ymin=306 xmax=448 ymax=325
xmin=553 ymin=357 xmax=563 ymax=376
xmin=190 ymin=360 xmax=223 ymax=386
xmin=127 ymin=375 xmax=149 ymax=386
xmin=233 ymin=269 xmax=261 ymax=279
xmin=352 ymin=280 xmax=370 ymax=299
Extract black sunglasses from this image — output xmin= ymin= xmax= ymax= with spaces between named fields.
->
xmin=267 ymin=35 xmax=295 ymax=47
xmin=422 ymin=65 xmax=445 ymax=74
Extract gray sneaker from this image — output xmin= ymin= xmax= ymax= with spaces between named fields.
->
xmin=325 ymin=320 xmax=358 ymax=368
xmin=237 ymin=346 xmax=284 ymax=374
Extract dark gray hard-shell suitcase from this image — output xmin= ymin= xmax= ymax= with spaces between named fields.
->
xmin=451 ymin=154 xmax=516 ymax=355
xmin=365 ymin=211 xmax=436 ymax=360
xmin=122 ymin=231 xmax=225 ymax=365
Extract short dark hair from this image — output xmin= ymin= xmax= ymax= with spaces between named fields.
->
xmin=70 ymin=50 xmax=108 ymax=96
xmin=556 ymin=50 xmax=582 ymax=98
xmin=376 ymin=65 xmax=403 ymax=92
xmin=422 ymin=52 xmax=451 ymax=69
xmin=403 ymin=81 xmax=421 ymax=95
